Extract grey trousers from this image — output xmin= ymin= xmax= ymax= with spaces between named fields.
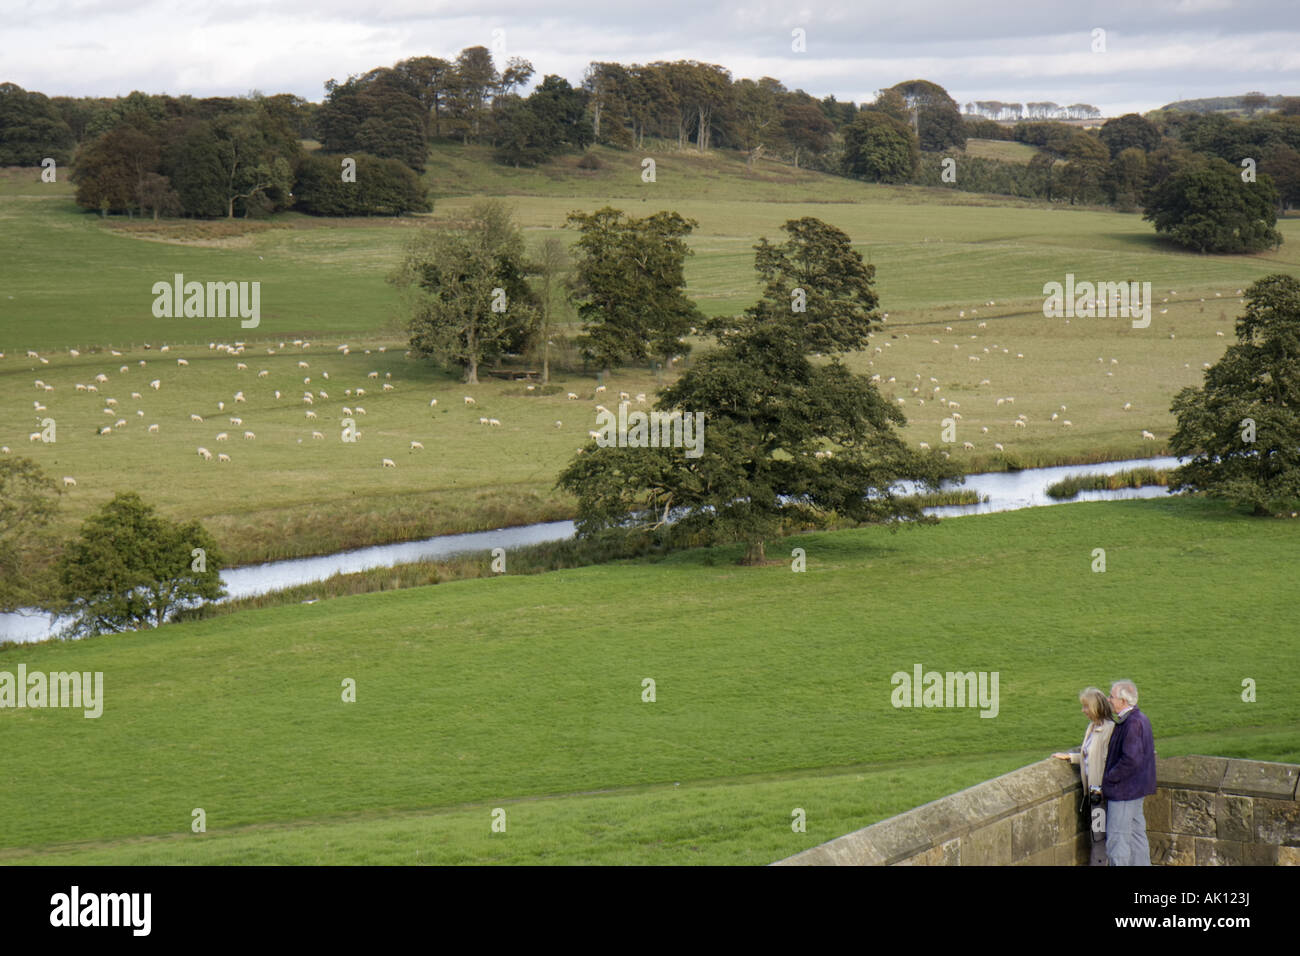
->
xmin=1106 ymin=797 xmax=1152 ymax=865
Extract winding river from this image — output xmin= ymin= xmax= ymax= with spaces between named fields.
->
xmin=0 ymin=456 xmax=1183 ymax=644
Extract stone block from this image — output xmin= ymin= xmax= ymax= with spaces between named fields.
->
xmin=1254 ymin=798 xmax=1300 ymax=846
xmin=1157 ymin=755 xmax=1227 ymax=791
xmin=1223 ymin=759 xmax=1299 ymax=799
xmin=1197 ymin=838 xmax=1277 ymax=866
xmin=1144 ymin=789 xmax=1171 ymax=833
xmin=1058 ymin=792 xmax=1085 ymax=839
xmin=1170 ymin=789 xmax=1216 ymax=836
xmin=1012 ymin=801 xmax=1059 ymax=860
xmin=964 ymin=817 xmax=1013 ymax=866
xmin=1150 ymin=831 xmax=1195 ymax=866
xmin=1021 ymin=846 xmax=1057 ymax=866
xmin=1278 ymin=846 xmax=1300 ymax=866
xmin=1215 ymin=794 xmax=1253 ymax=843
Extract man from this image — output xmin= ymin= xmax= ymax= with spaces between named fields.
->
xmin=1102 ymin=679 xmax=1156 ymax=865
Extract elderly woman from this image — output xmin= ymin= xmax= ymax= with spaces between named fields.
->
xmin=1053 ymin=687 xmax=1115 ymax=866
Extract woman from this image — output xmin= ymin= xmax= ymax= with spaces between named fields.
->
xmin=1053 ymin=687 xmax=1115 ymax=866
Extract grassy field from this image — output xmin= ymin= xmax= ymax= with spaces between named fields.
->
xmin=2 ymin=497 xmax=1295 ymax=865
xmin=4 ymin=150 xmax=1298 ymax=565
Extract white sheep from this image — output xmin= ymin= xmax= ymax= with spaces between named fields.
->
xmin=0 ymin=447 xmax=8 ymax=454
xmin=1141 ymin=430 xmax=1156 ymax=440
xmin=479 ymin=417 xmax=490 ymax=425
xmin=148 ymin=424 xmax=159 ymax=433
xmin=114 ymin=418 xmax=127 ymax=428
xmin=191 ymin=414 xmax=204 ymax=423
xmin=218 ymin=453 xmax=231 ymax=463
xmin=962 ymin=442 xmax=974 ymax=450
xmin=306 ymin=410 xmax=317 ymax=420
xmin=567 ymin=392 xmax=578 ymax=400
xmin=76 ymin=383 xmax=87 ymax=391
xmin=635 ymin=393 xmax=646 ymax=404
xmin=237 ymin=362 xmax=248 ymax=370
xmin=258 ymin=369 xmax=268 ymax=377
xmin=355 ymin=388 xmax=365 ymax=397
xmin=382 ymin=383 xmax=394 ymax=391
xmin=588 ymin=430 xmax=601 ymax=439
xmin=234 ymin=391 xmax=246 ymax=402
xmin=244 ymin=431 xmax=255 ymax=440
xmin=312 ymin=431 xmax=324 ymax=440
xmin=342 ymin=407 xmax=352 ymax=416
xmin=131 ymin=391 xmax=142 ymax=400
xmin=488 ymin=418 xmax=501 ymax=427
xmin=150 ymin=379 xmax=161 ymax=390
xmin=197 ymin=447 xmax=212 ymax=460
xmin=95 ymin=373 xmax=108 ymax=383
xmin=595 ymin=385 xmax=607 ymax=395
xmin=63 ymin=476 xmax=76 ymax=487
xmin=177 ymin=358 xmax=189 ymax=366
xmin=464 ymin=396 xmax=476 ymax=405
xmin=230 ymin=417 xmax=243 ymax=425
xmin=1062 ymin=420 xmax=1072 ymax=427
xmin=368 ymin=371 xmax=378 ymax=379
xmin=382 ymin=458 xmax=396 ymax=468
xmin=1014 ymin=420 xmax=1027 ymax=428
xmin=919 ymin=442 xmax=930 ymax=450
xmin=298 ymin=361 xmax=309 ymax=369
xmin=303 ymin=395 xmax=313 ymax=405
xmin=354 ymin=407 xmax=365 ymax=415
xmin=216 ymin=432 xmax=229 ymax=441
xmin=429 ymin=398 xmax=438 ymax=407
xmin=410 ymin=441 xmax=424 ymax=450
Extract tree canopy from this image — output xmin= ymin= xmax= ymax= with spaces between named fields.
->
xmin=1143 ymin=157 xmax=1282 ymax=253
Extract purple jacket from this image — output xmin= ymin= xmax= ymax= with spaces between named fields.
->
xmin=1102 ymin=706 xmax=1156 ymax=801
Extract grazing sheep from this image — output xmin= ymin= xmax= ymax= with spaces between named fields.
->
xmin=150 ymin=379 xmax=161 ymax=390
xmin=567 ymin=392 xmax=579 ymax=400
xmin=588 ymin=430 xmax=601 ymax=439
xmin=95 ymin=373 xmax=108 ymax=383
xmin=1216 ymin=331 xmax=1225 ymax=337
xmin=354 ymin=407 xmax=365 ymax=415
xmin=1 ymin=447 xmax=8 ymax=454
xmin=411 ymin=441 xmax=425 ymax=450
xmin=962 ymin=442 xmax=974 ymax=450
xmin=429 ymin=398 xmax=438 ymax=407
xmin=26 ymin=350 xmax=38 ymax=359
xmin=148 ymin=424 xmax=159 ymax=433
xmin=102 ymin=407 xmax=114 ymax=415
xmin=177 ymin=358 xmax=189 ymax=366
xmin=479 ymin=417 xmax=489 ymax=425
xmin=968 ymin=355 xmax=980 ymax=362
xmin=994 ymin=442 xmax=1004 ymax=452
xmin=488 ymin=418 xmax=501 ymax=427
xmin=1016 ymin=353 xmax=1024 ymax=359
xmin=114 ymin=419 xmax=127 ymax=428
xmin=342 ymin=407 xmax=352 ymax=416
xmin=1141 ymin=430 xmax=1156 ymax=440
xmin=919 ymin=442 xmax=930 ymax=450
xmin=217 ymin=453 xmax=231 ymax=463
xmin=303 ymin=395 xmax=313 ymax=405
xmin=1051 ymin=413 xmax=1059 ymax=421
xmin=554 ymin=421 xmax=563 ymax=428
xmin=237 ymin=362 xmax=248 ymax=370
xmin=382 ymin=383 xmax=394 ymax=391
xmin=230 ymin=417 xmax=243 ymax=425
xmin=382 ymin=458 xmax=396 ymax=468
xmin=258 ymin=369 xmax=268 ymax=377
xmin=306 ymin=410 xmax=318 ymax=420
xmin=218 ymin=401 xmax=225 ymax=412
xmin=319 ymin=391 xmax=328 ymax=399
xmin=96 ymin=427 xmax=110 ymax=436
xmin=234 ymin=391 xmax=245 ymax=402
xmin=619 ymin=391 xmax=630 ymax=401
xmin=1014 ymin=420 xmax=1027 ymax=428
xmin=368 ymin=371 xmax=379 ymax=379
xmin=216 ymin=432 xmax=229 ymax=441
xmin=298 ymin=361 xmax=309 ymax=369
xmin=996 ymin=398 xmax=1005 ymax=407
xmin=355 ymin=388 xmax=365 ymax=397
xmin=465 ymin=396 xmax=476 ymax=405
xmin=131 ymin=391 xmax=142 ymax=400
xmin=981 ymin=426 xmax=989 ymax=434
xmin=191 ymin=414 xmax=204 ymax=423
xmin=595 ymin=385 xmax=607 ymax=395
xmin=197 ymin=447 xmax=212 ymax=460
xmin=977 ymin=322 xmax=987 ymax=329
xmin=948 ymin=401 xmax=960 ymax=409
xmin=1062 ymin=420 xmax=1072 ymax=427
xmin=61 ymin=476 xmax=76 ymax=487
xmin=76 ymin=383 xmax=87 ymax=391
xmin=312 ymin=431 xmax=324 ymax=440
xmin=636 ymin=393 xmax=646 ymax=404
xmin=105 ymin=397 xmax=118 ymax=406
xmin=244 ymin=431 xmax=255 ymax=440
xmin=160 ymin=345 xmax=169 ymax=352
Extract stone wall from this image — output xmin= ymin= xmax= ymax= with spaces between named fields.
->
xmin=773 ymin=755 xmax=1299 ymax=866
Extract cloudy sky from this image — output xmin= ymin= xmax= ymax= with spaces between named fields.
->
xmin=4 ymin=0 xmax=1299 ymax=115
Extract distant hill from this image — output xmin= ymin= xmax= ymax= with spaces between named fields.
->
xmin=1157 ymin=94 xmax=1289 ymax=114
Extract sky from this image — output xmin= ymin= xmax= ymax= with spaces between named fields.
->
xmin=3 ymin=0 xmax=1300 ymax=116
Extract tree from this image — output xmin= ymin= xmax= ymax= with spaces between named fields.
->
xmin=1169 ymin=274 xmax=1300 ymax=514
xmin=136 ymin=172 xmax=181 ymax=220
xmin=842 ymin=110 xmax=917 ymax=183
xmin=1058 ymin=130 xmax=1110 ymax=204
xmin=1242 ymin=91 xmax=1269 ymax=116
xmin=294 ymin=152 xmax=430 ymax=216
xmin=0 ymin=83 xmax=76 ymax=166
xmin=392 ymin=200 xmax=538 ymax=384
xmin=888 ymin=79 xmax=965 ymax=151
xmin=731 ymin=77 xmax=785 ymax=167
xmin=72 ymin=124 xmax=158 ymax=214
xmin=557 ymin=217 xmax=959 ymax=565
xmin=566 ymin=207 xmax=704 ymax=372
xmin=1098 ymin=113 xmax=1162 ymax=158
xmin=445 ymin=46 xmax=499 ymax=144
xmin=1143 ymin=157 xmax=1282 ymax=253
xmin=532 ymin=236 xmax=570 ymax=384
xmin=319 ymin=68 xmax=428 ymax=170
xmin=781 ymin=103 xmax=833 ymax=168
xmin=494 ymin=74 xmax=591 ymax=167
xmin=1105 ymin=147 xmax=1148 ymax=211
xmin=0 ymin=457 xmax=61 ymax=613
xmin=56 ymin=492 xmax=225 ymax=637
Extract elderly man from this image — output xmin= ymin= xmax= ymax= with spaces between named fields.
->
xmin=1102 ymin=680 xmax=1157 ymax=865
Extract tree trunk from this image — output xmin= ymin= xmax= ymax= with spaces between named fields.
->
xmin=742 ymin=540 xmax=766 ymax=565
xmin=466 ymin=356 xmax=479 ymax=385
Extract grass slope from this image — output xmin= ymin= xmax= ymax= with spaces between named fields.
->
xmin=2 ymin=497 xmax=1295 ymax=864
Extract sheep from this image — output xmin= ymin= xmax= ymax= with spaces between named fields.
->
xmin=384 ymin=371 xmax=390 ymax=378
xmin=217 ymin=453 xmax=231 ymax=463
xmin=567 ymin=392 xmax=579 ymax=400
xmin=218 ymin=401 xmax=225 ymax=412
xmin=27 ymin=350 xmax=39 ymax=358
xmin=306 ymin=410 xmax=318 ymax=420
xmin=979 ymin=379 xmax=990 ymax=386
xmin=595 ymin=385 xmax=607 ymax=395
xmin=355 ymin=388 xmax=366 ymax=397
xmin=1051 ymin=413 xmax=1059 ymax=421
xmin=918 ymin=442 xmax=930 ymax=450
xmin=382 ymin=383 xmax=394 ymax=391
xmin=354 ymin=407 xmax=365 ymax=415
xmin=131 ymin=391 xmax=142 ymax=400
xmin=258 ymin=369 xmax=268 ymax=377
xmin=488 ymin=418 xmax=501 ymax=427
xmin=230 ymin=417 xmax=243 ymax=425
xmin=342 ymin=407 xmax=352 ymax=416
xmin=102 ymin=407 xmax=114 ymax=415
xmin=968 ymin=355 xmax=980 ymax=362
xmin=368 ymin=371 xmax=379 ymax=379
xmin=962 ymin=442 xmax=974 ymax=450
xmin=429 ymin=398 xmax=438 ymax=407
xmin=981 ymin=426 xmax=989 ymax=434
xmin=595 ymin=404 xmax=608 ymax=414
xmin=234 ymin=391 xmax=246 ymax=403
xmin=464 ymin=396 xmax=477 ymax=405
xmin=382 ymin=458 xmax=396 ymax=468
xmin=0 ymin=447 xmax=8 ymax=454
xmin=1014 ymin=420 xmax=1027 ymax=428
xmin=1005 ymin=397 xmax=1015 ymax=404
xmin=150 ymin=379 xmax=161 ymax=390
xmin=1016 ymin=353 xmax=1024 ymax=359
xmin=177 ymin=358 xmax=189 ymax=367
xmin=298 ymin=361 xmax=309 ymax=369
xmin=996 ymin=398 xmax=1005 ymax=407
xmin=197 ymin=447 xmax=212 ymax=460
xmin=243 ymin=431 xmax=256 ymax=440
xmin=947 ymin=401 xmax=960 ymax=409
xmin=951 ymin=412 xmax=962 ymax=421
xmin=619 ymin=391 xmax=630 ymax=401
xmin=977 ymin=322 xmax=987 ymax=329
xmin=160 ymin=345 xmax=169 ymax=352
xmin=95 ymin=373 xmax=108 ymax=383
xmin=303 ymin=395 xmax=313 ymax=405
xmin=588 ymin=430 xmax=601 ymax=439
xmin=76 ymin=383 xmax=87 ymax=391
xmin=1141 ymin=430 xmax=1156 ymax=440
xmin=994 ymin=443 xmax=1004 ymax=451
xmin=312 ymin=431 xmax=324 ymax=440
xmin=105 ymin=397 xmax=119 ymax=407
xmin=216 ymin=432 xmax=229 ymax=441
xmin=636 ymin=393 xmax=647 ymax=404
xmin=274 ymin=391 xmax=281 ymax=399
xmin=191 ymin=414 xmax=204 ymax=423
xmin=304 ymin=377 xmax=311 ymax=384
xmin=148 ymin=424 xmax=159 ymax=433
xmin=554 ymin=421 xmax=563 ymax=428
xmin=237 ymin=362 xmax=248 ymax=370
xmin=1062 ymin=420 xmax=1072 ymax=427
xmin=411 ymin=441 xmax=424 ymax=450
xmin=479 ymin=417 xmax=490 ymax=425
xmin=114 ymin=419 xmax=127 ymax=429
xmin=1216 ymin=331 xmax=1225 ymax=337
xmin=96 ymin=427 xmax=111 ymax=436
xmin=1122 ymin=402 xmax=1132 ymax=411
xmin=319 ymin=390 xmax=328 ymax=399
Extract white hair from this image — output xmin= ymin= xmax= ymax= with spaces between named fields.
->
xmin=1111 ymin=680 xmax=1138 ymax=706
